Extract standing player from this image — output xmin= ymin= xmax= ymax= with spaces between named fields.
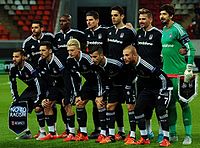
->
xmin=160 ymin=4 xmax=195 ymax=145
xmin=9 ymin=49 xmax=46 ymax=140
xmin=136 ymin=8 xmax=163 ymax=141
xmin=85 ymin=10 xmax=108 ymax=55
xmin=88 ymin=45 xmax=137 ymax=144
xmin=107 ymin=6 xmax=137 ymax=59
xmin=84 ymin=10 xmax=108 ymax=138
xmin=54 ymin=14 xmax=87 ymax=59
xmin=54 ymin=14 xmax=87 ymax=138
xmin=107 ymin=5 xmax=137 ymax=140
xmin=123 ymin=45 xmax=172 ymax=147
xmin=22 ymin=20 xmax=54 ymax=67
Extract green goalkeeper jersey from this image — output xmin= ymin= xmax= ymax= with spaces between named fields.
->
xmin=161 ymin=22 xmax=195 ymax=74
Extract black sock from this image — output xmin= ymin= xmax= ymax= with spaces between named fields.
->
xmin=36 ymin=110 xmax=45 ymax=128
xmin=45 ymin=115 xmax=55 ymax=135
xmin=98 ymin=108 xmax=106 ymax=131
xmin=106 ymin=110 xmax=115 ymax=129
xmin=52 ymin=104 xmax=57 ymax=123
xmin=115 ymin=104 xmax=124 ymax=128
xmin=93 ymin=101 xmax=100 ymax=131
xmin=61 ymin=106 xmax=68 ymax=130
xmin=76 ymin=108 xmax=87 ymax=127
xmin=67 ymin=114 xmax=75 ymax=133
xmin=128 ymin=110 xmax=136 ymax=133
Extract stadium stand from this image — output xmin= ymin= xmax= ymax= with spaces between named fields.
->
xmin=0 ymin=0 xmax=60 ymax=39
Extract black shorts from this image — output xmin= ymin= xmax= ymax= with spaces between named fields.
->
xmin=107 ymin=86 xmax=124 ymax=103
xmin=80 ymin=81 xmax=97 ymax=101
xmin=46 ymin=86 xmax=65 ymax=104
xmin=19 ymin=87 xmax=39 ymax=113
xmin=135 ymin=88 xmax=160 ymax=117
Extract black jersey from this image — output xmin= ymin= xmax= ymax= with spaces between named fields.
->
xmin=9 ymin=61 xmax=42 ymax=102
xmin=135 ymin=56 xmax=171 ymax=89
xmin=137 ymin=27 xmax=162 ymax=68
xmin=107 ymin=26 xmax=137 ymax=60
xmin=22 ymin=32 xmax=54 ymax=67
xmin=38 ymin=53 xmax=65 ymax=88
xmin=66 ymin=52 xmax=102 ymax=97
xmin=54 ymin=29 xmax=87 ymax=56
xmin=95 ymin=58 xmax=137 ymax=91
xmin=84 ymin=25 xmax=108 ymax=55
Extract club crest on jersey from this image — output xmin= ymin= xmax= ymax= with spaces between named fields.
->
xmin=149 ymin=34 xmax=153 ymax=40
xmin=58 ymin=38 xmax=61 ymax=41
xmin=120 ymin=33 xmax=124 ymax=38
xmin=31 ymin=45 xmax=35 ymax=49
xmin=25 ymin=73 xmax=29 ymax=78
xmin=169 ymin=34 xmax=172 ymax=38
xmin=87 ymin=34 xmax=90 ymax=38
xmin=53 ymin=68 xmax=57 ymax=74
xmin=138 ymin=35 xmax=141 ymax=38
xmin=109 ymin=32 xmax=112 ymax=35
xmin=98 ymin=33 xmax=102 ymax=39
xmin=82 ymin=65 xmax=87 ymax=70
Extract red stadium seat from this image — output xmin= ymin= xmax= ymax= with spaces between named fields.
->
xmin=44 ymin=10 xmax=51 ymax=15
xmin=16 ymin=10 xmax=22 ymax=15
xmin=17 ymin=20 xmax=24 ymax=26
xmin=31 ymin=5 xmax=37 ymax=10
xmin=35 ymin=15 xmax=41 ymax=20
xmin=38 ymin=0 xmax=45 ymax=5
xmin=22 ymin=25 xmax=29 ymax=31
xmin=38 ymin=5 xmax=45 ymax=10
xmin=36 ymin=10 xmax=43 ymax=15
xmin=43 ymin=15 xmax=50 ymax=20
xmin=28 ymin=15 xmax=34 ymax=20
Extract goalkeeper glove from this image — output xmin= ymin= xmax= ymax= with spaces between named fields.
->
xmin=184 ymin=64 xmax=193 ymax=83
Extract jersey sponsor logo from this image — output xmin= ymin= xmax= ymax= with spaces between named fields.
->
xmin=53 ymin=68 xmax=57 ymax=74
xmin=149 ymin=34 xmax=153 ymax=40
xmin=58 ymin=44 xmax=66 ymax=48
xmin=162 ymin=44 xmax=174 ymax=48
xmin=120 ymin=33 xmax=124 ymax=38
xmin=107 ymin=38 xmax=123 ymax=44
xmin=87 ymin=41 xmax=103 ymax=45
xmin=98 ymin=33 xmax=102 ymax=39
xmin=138 ymin=41 xmax=153 ymax=46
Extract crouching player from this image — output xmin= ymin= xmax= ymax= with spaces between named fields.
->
xmin=61 ymin=38 xmax=103 ymax=142
xmin=89 ymin=45 xmax=137 ymax=144
xmin=9 ymin=49 xmax=46 ymax=139
xmin=123 ymin=45 xmax=173 ymax=147
xmin=37 ymin=41 xmax=67 ymax=140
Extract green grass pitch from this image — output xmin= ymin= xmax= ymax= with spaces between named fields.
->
xmin=0 ymin=74 xmax=200 ymax=148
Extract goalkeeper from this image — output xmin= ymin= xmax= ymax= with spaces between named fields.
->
xmin=160 ymin=4 xmax=195 ymax=145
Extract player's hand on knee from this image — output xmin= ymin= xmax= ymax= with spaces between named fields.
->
xmin=95 ymin=96 xmax=105 ymax=108
xmin=41 ymin=99 xmax=49 ymax=108
xmin=75 ymin=96 xmax=82 ymax=106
